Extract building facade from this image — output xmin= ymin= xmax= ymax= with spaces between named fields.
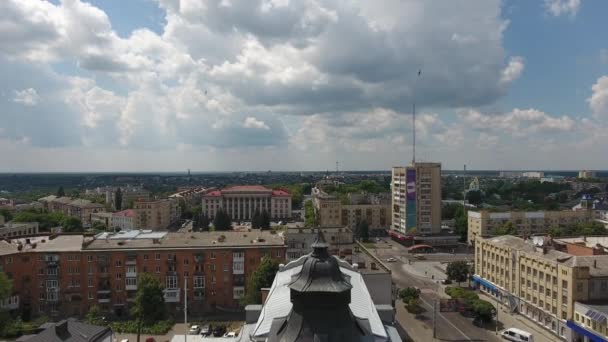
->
xmin=38 ymin=196 xmax=106 ymax=226
xmin=391 ymin=163 xmax=442 ymax=235
xmin=579 ymin=170 xmax=598 ymax=179
xmin=132 ymin=199 xmax=180 ymax=230
xmin=285 ymin=227 xmax=354 ymax=261
xmin=0 ymin=231 xmax=286 ymax=319
xmin=474 ymin=235 xmax=608 ymax=340
xmin=312 ymin=188 xmax=390 ymax=234
xmin=467 ymin=210 xmax=593 ymax=245
xmin=201 ymin=186 xmax=291 ymax=221
xmin=111 ymin=209 xmax=134 ymax=231
xmin=169 ymin=187 xmax=206 ymax=207
xmin=0 ymin=222 xmax=39 ymax=238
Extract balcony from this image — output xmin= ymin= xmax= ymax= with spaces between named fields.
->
xmin=98 ymin=281 xmax=111 ymax=293
xmin=126 ymin=269 xmax=137 ymax=278
xmin=125 ymin=284 xmax=137 ymax=291
xmin=163 ymin=289 xmax=180 ymax=303
xmin=125 ymin=256 xmax=137 ymax=265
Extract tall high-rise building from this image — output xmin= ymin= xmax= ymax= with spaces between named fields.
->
xmin=391 ymin=162 xmax=442 ymax=235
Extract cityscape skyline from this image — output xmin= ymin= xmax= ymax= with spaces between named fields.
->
xmin=1 ymin=0 xmax=607 ymax=171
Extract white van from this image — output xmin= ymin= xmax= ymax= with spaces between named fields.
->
xmin=501 ymin=328 xmax=534 ymax=342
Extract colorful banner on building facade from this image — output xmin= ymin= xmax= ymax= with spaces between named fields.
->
xmin=406 ymin=169 xmax=416 ymax=231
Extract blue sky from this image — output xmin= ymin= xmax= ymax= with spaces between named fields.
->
xmin=0 ymin=0 xmax=607 ymax=171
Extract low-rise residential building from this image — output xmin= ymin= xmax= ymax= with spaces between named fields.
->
xmin=312 ymin=187 xmax=391 ymax=235
xmin=0 ymin=221 xmax=39 ymax=238
xmin=132 ymin=198 xmax=180 ymax=230
xmin=38 ymin=196 xmax=106 ymax=225
xmin=111 ymin=209 xmax=134 ymax=231
xmin=201 ymin=185 xmax=292 ymax=221
xmin=0 ymin=230 xmax=286 ymax=318
xmin=85 ymin=186 xmax=150 ymax=210
xmin=474 ymin=234 xmax=608 ymax=340
xmin=467 ymin=210 xmax=593 ymax=245
xmin=285 ymin=227 xmax=353 ymax=261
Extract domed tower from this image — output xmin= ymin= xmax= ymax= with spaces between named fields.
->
xmin=267 ymin=232 xmax=373 ymax=341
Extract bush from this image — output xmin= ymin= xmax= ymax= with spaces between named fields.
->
xmin=110 ymin=320 xmax=174 ymax=335
xmin=445 ymin=287 xmax=479 ymax=303
xmin=405 ymin=298 xmax=424 ymax=314
xmin=399 ymin=287 xmax=421 ymax=302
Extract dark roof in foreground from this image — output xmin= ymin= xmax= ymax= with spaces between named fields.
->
xmin=23 ymin=319 xmax=111 ymax=342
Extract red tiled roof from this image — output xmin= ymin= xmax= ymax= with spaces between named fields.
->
xmin=222 ymin=185 xmax=272 ymax=192
xmin=272 ymin=190 xmax=291 ymax=196
xmin=113 ymin=209 xmax=134 ymax=217
xmin=204 ymin=190 xmax=222 ymax=197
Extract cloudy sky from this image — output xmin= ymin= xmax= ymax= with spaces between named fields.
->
xmin=1 ymin=0 xmax=607 ymax=172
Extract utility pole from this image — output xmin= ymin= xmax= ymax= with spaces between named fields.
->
xmin=184 ymin=275 xmax=188 ymax=342
xmin=432 ymin=300 xmax=437 ymax=340
xmin=495 ymin=296 xmax=499 ymax=335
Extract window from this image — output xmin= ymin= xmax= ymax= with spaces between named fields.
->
xmin=155 ymin=252 xmax=160 ymax=260
xmin=115 ymin=260 xmax=122 ymax=267
xmin=276 ymin=250 xmax=282 ymax=257
xmin=562 ymin=280 xmax=568 ymax=289
xmin=210 ymin=264 xmax=216 ymax=271
xmin=126 ymin=266 xmax=136 ymax=274
xmin=166 ymin=276 xmax=177 ymax=289
xmin=143 ymin=254 xmax=149 ymax=261
xmin=88 ymin=265 xmax=93 ymax=274
xmin=224 ymin=264 xmax=229 ymax=272
xmin=116 ymin=283 xmax=122 ymax=291
xmin=116 ymin=273 xmax=122 ymax=280
xmin=87 ymin=255 xmax=93 ymax=262
xmin=212 ymin=275 xmax=216 ymax=284
xmin=126 ymin=277 xmax=137 ymax=287
xmin=184 ymin=258 xmax=189 ymax=265
xmin=194 ymin=276 xmax=205 ymax=288
xmin=155 ymin=266 xmax=160 ymax=273
xmin=88 ymin=278 xmax=93 ymax=287
xmin=47 ymin=267 xmax=58 ymax=276
xmin=211 ymin=251 xmax=216 ymax=259
xmin=46 ymin=280 xmax=58 ymax=288
xmin=88 ymin=292 xmax=94 ymax=300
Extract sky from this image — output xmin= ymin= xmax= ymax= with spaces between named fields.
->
xmin=0 ymin=0 xmax=607 ymax=172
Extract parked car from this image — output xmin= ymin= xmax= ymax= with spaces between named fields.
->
xmin=188 ymin=325 xmax=201 ymax=335
xmin=224 ymin=331 xmax=237 ymax=338
xmin=145 ymin=338 xmax=155 ymax=342
xmin=200 ymin=324 xmax=212 ymax=336
xmin=386 ymin=257 xmax=397 ymax=262
xmin=213 ymin=325 xmax=227 ymax=337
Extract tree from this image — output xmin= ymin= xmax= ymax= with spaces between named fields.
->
xmin=547 ymin=225 xmax=565 ymax=237
xmin=260 ymin=210 xmax=271 ymax=230
xmin=91 ymin=221 xmax=107 ymax=232
xmin=191 ymin=205 xmax=202 ymax=231
xmin=132 ymin=273 xmax=166 ymax=342
xmin=398 ymin=287 xmax=421 ymax=302
xmin=243 ymin=256 xmax=279 ymax=305
xmin=85 ymin=305 xmax=104 ymax=326
xmin=471 ymin=299 xmax=496 ymax=323
xmin=61 ymin=216 xmax=83 ymax=232
xmin=0 ymin=209 xmax=12 ymax=222
xmin=213 ymin=209 xmax=232 ymax=231
xmin=56 ymin=186 xmax=65 ymax=197
xmin=0 ymin=272 xmax=13 ymax=334
xmin=304 ymin=200 xmax=317 ymax=228
xmin=115 ymin=188 xmax=123 ymax=211
xmin=251 ymin=209 xmax=261 ymax=229
xmin=199 ymin=214 xmax=210 ymax=231
xmin=466 ymin=190 xmax=482 ymax=206
xmin=446 ymin=260 xmax=470 ymax=285
xmin=356 ymin=220 xmax=370 ymax=241
xmin=491 ymin=221 xmax=518 ymax=236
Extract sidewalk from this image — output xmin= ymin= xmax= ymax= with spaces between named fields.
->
xmin=478 ymin=293 xmax=559 ymax=342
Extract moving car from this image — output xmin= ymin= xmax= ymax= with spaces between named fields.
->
xmin=188 ymin=325 xmax=200 ymax=335
xmin=386 ymin=257 xmax=397 ymax=262
xmin=501 ymin=328 xmax=533 ymax=342
xmin=224 ymin=331 xmax=237 ymax=338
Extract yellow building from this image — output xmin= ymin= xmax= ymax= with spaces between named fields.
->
xmin=391 ymin=163 xmax=442 ymax=235
xmin=133 ymin=199 xmax=180 ymax=230
xmin=38 ymin=195 xmax=106 ymax=225
xmin=474 ymin=235 xmax=608 ymax=341
xmin=467 ymin=210 xmax=593 ymax=245
xmin=312 ymin=188 xmax=390 ymax=235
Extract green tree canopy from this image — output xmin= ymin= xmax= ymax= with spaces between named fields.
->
xmin=85 ymin=305 xmax=104 ymax=326
xmin=56 ymin=186 xmax=65 ymax=197
xmin=304 ymin=200 xmax=317 ymax=228
xmin=491 ymin=221 xmax=518 ymax=236
xmin=466 ymin=190 xmax=482 ymax=206
xmin=132 ymin=273 xmax=166 ymax=342
xmin=213 ymin=209 xmax=232 ymax=231
xmin=260 ymin=210 xmax=271 ymax=230
xmin=115 ymin=188 xmax=123 ymax=211
xmin=471 ymin=299 xmax=495 ymax=323
xmin=398 ymin=287 xmax=420 ymax=303
xmin=251 ymin=209 xmax=262 ymax=229
xmin=61 ymin=216 xmax=83 ymax=232
xmin=243 ymin=256 xmax=279 ymax=305
xmin=356 ymin=220 xmax=369 ymax=241
xmin=0 ymin=209 xmax=13 ymax=222
xmin=199 ymin=214 xmax=210 ymax=232
xmin=446 ymin=260 xmax=470 ymax=284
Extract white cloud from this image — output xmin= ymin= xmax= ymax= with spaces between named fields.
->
xmin=13 ymin=88 xmax=40 ymax=106
xmin=460 ymin=108 xmax=575 ymax=135
xmin=500 ymin=56 xmax=525 ymax=84
xmin=544 ymin=0 xmax=581 ymax=17
xmin=477 ymin=132 xmax=499 ymax=149
xmin=243 ymin=117 xmax=270 ymax=130
xmin=588 ymin=76 xmax=608 ymax=119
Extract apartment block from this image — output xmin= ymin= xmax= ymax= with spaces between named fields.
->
xmin=132 ymin=199 xmax=180 ymax=230
xmin=474 ymin=235 xmax=608 ymax=341
xmin=0 ymin=230 xmax=286 ymax=319
xmin=391 ymin=163 xmax=442 ymax=235
xmin=467 ymin=210 xmax=593 ymax=244
xmin=0 ymin=222 xmax=39 ymax=238
xmin=38 ymin=196 xmax=106 ymax=225
xmin=202 ymin=186 xmax=291 ymax=221
xmin=312 ymin=188 xmax=390 ymax=234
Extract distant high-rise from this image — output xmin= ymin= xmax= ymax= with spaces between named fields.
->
xmin=391 ymin=162 xmax=442 ymax=235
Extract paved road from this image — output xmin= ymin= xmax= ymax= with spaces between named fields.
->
xmin=371 ymin=238 xmax=500 ymax=341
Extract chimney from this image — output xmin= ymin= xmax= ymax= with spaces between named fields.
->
xmin=54 ymin=320 xmax=69 ymax=338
